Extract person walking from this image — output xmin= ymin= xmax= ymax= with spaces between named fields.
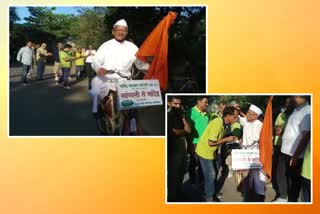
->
xmin=36 ymin=43 xmax=52 ymax=80
xmin=53 ymin=42 xmax=64 ymax=81
xmin=85 ymin=45 xmax=96 ymax=89
xmin=75 ymin=47 xmax=86 ymax=80
xmin=57 ymin=44 xmax=73 ymax=89
xmin=16 ymin=41 xmax=34 ymax=85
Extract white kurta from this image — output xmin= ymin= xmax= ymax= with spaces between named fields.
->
xmin=89 ymin=39 xmax=149 ymax=113
xmin=240 ymin=117 xmax=266 ymax=195
xmin=240 ymin=118 xmax=263 ymax=149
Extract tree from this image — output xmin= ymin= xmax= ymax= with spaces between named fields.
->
xmin=9 ymin=7 xmax=20 ymax=28
xmin=69 ymin=7 xmax=107 ymax=48
xmin=24 ymin=7 xmax=76 ymax=40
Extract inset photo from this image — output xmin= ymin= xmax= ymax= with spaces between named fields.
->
xmin=9 ymin=6 xmax=206 ymax=136
xmin=166 ymin=94 xmax=312 ymax=203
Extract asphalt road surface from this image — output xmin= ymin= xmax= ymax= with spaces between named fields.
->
xmin=10 ymin=65 xmax=165 ymax=136
xmin=179 ymin=169 xmax=277 ymax=202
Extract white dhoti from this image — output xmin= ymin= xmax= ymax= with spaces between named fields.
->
xmin=89 ymin=74 xmax=126 ymax=113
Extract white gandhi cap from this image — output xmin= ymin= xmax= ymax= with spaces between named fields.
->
xmin=249 ymin=104 xmax=263 ymax=116
xmin=113 ymin=19 xmax=128 ymax=28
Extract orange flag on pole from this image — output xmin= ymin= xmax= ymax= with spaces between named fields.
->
xmin=259 ymin=96 xmax=274 ymax=180
xmin=136 ymin=11 xmax=177 ymax=91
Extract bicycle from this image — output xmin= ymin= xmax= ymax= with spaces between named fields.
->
xmin=94 ymin=66 xmax=145 ymax=136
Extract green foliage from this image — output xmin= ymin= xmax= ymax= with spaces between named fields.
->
xmin=70 ymin=7 xmax=108 ymax=48
xmin=178 ymin=95 xmax=288 ymax=115
xmin=9 ymin=7 xmax=20 ymax=27
xmin=24 ymin=7 xmax=76 ymax=40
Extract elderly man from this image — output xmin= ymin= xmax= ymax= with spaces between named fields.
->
xmin=89 ymin=19 xmax=149 ymax=114
xmin=36 ymin=43 xmax=52 ymax=80
xmin=16 ymin=41 xmax=34 ymax=85
xmin=238 ymin=104 xmax=265 ymax=202
xmin=210 ymin=101 xmax=226 ymax=121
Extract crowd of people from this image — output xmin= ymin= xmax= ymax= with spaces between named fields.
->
xmin=167 ymin=96 xmax=311 ymax=203
xmin=16 ymin=41 xmax=97 ymax=89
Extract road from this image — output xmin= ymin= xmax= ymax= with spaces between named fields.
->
xmin=10 ymin=65 xmax=165 ymax=136
xmin=179 ymin=169 xmax=277 ymax=202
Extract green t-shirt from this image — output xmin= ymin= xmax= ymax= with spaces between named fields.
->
xmin=75 ymin=52 xmax=85 ymax=66
xmin=186 ymin=106 xmax=209 ymax=144
xmin=231 ymin=121 xmax=242 ymax=137
xmin=195 ymin=117 xmax=225 ymax=160
xmin=274 ymin=112 xmax=288 ymax=146
xmin=59 ymin=51 xmax=72 ymax=68
xmin=301 ymin=142 xmax=311 ymax=180
xmin=210 ymin=112 xmax=222 ymax=122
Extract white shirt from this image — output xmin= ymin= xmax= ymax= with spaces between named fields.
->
xmin=16 ymin=46 xmax=33 ymax=65
xmin=281 ymin=103 xmax=311 ymax=157
xmin=91 ymin=39 xmax=148 ymax=79
xmin=85 ymin=49 xmax=96 ymax=63
xmin=240 ymin=117 xmax=263 ymax=150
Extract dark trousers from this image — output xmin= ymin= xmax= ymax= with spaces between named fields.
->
xmin=301 ymin=177 xmax=311 ymax=202
xmin=36 ymin=60 xmax=46 ymax=80
xmin=216 ymin=144 xmax=232 ymax=193
xmin=241 ymin=170 xmax=265 ymax=202
xmin=86 ymin=63 xmax=96 ymax=89
xmin=21 ymin=64 xmax=31 ymax=83
xmin=277 ymin=152 xmax=303 ymax=201
xmin=167 ymin=151 xmax=187 ymax=202
xmin=76 ymin=65 xmax=85 ymax=80
xmin=58 ymin=67 xmax=71 ymax=86
xmin=272 ymin=145 xmax=281 ymax=198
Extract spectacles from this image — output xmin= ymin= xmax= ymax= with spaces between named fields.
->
xmin=114 ymin=29 xmax=128 ymax=33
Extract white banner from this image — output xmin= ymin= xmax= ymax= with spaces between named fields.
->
xmin=116 ymin=80 xmax=163 ymax=110
xmin=231 ymin=149 xmax=262 ymax=170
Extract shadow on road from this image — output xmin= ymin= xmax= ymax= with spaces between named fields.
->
xmin=10 ymin=77 xmax=99 ymax=136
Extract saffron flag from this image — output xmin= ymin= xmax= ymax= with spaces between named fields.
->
xmin=136 ymin=11 xmax=177 ymax=91
xmin=259 ymin=96 xmax=274 ymax=180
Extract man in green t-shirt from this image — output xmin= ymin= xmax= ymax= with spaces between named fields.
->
xmin=185 ymin=96 xmax=209 ymax=187
xmin=195 ymin=106 xmax=239 ymax=202
xmin=74 ymin=47 xmax=86 ymax=80
xmin=57 ymin=44 xmax=73 ymax=89
xmin=216 ymin=101 xmax=242 ymax=194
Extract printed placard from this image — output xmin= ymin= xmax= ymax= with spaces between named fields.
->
xmin=116 ymin=80 xmax=163 ymax=110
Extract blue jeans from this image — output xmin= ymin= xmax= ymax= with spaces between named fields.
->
xmin=58 ymin=67 xmax=70 ymax=86
xmin=36 ymin=60 xmax=46 ymax=80
xmin=199 ymin=156 xmax=216 ymax=200
xmin=21 ymin=64 xmax=30 ymax=83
